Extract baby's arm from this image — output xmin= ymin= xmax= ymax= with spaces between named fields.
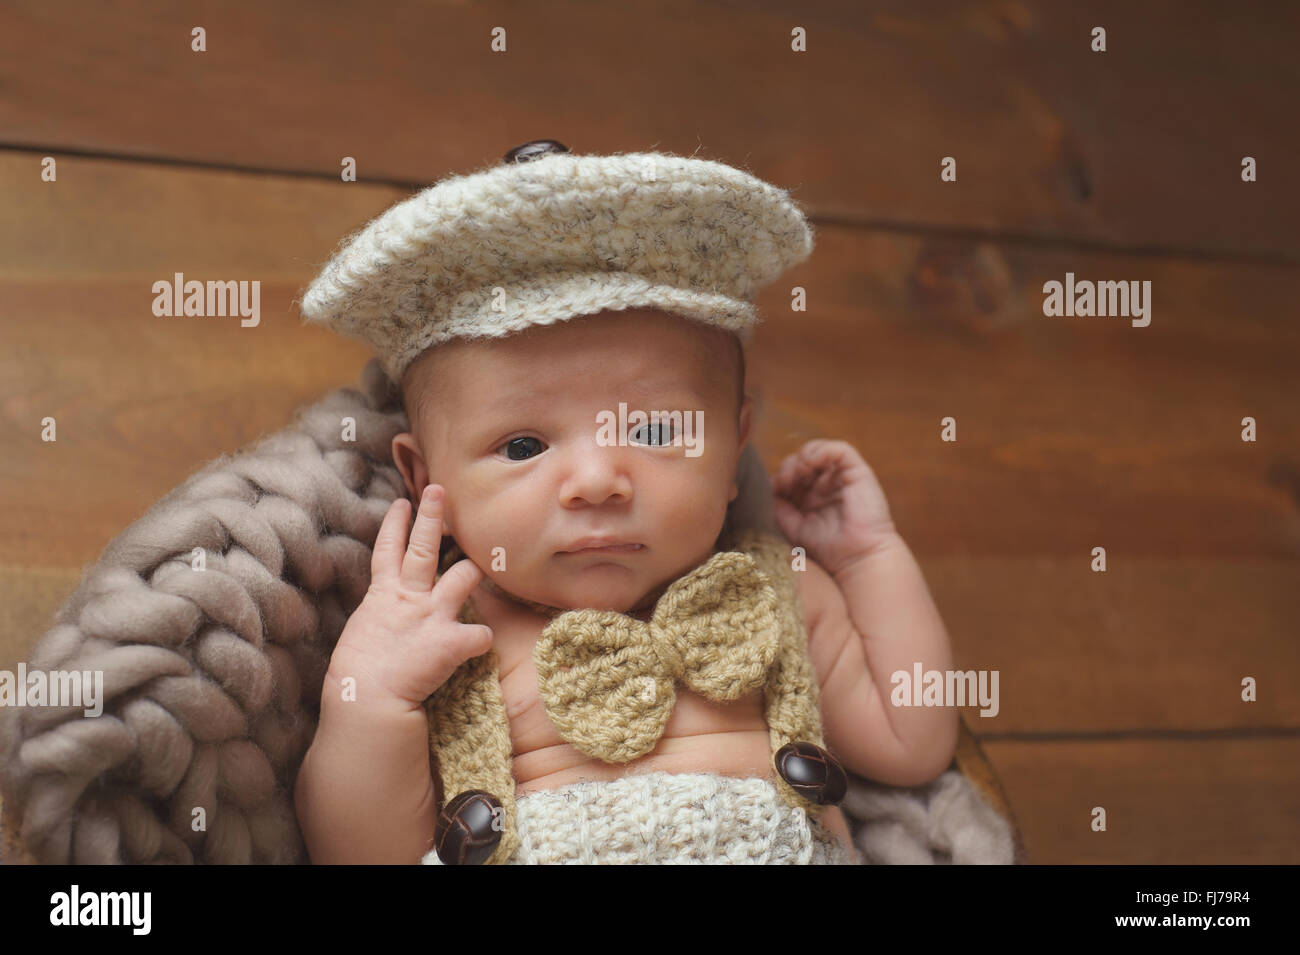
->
xmin=295 ymin=485 xmax=491 ymax=864
xmin=774 ymin=440 xmax=958 ymax=787
xmin=797 ymin=542 xmax=958 ymax=786
xmin=295 ymin=676 xmax=438 ymax=864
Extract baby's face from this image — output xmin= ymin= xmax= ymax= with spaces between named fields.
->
xmin=393 ymin=310 xmax=752 ymax=613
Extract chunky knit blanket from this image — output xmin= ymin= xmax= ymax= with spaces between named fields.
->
xmin=0 ymin=358 xmax=1022 ymax=864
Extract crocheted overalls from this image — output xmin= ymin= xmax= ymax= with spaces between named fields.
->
xmin=421 ymin=527 xmax=853 ymax=864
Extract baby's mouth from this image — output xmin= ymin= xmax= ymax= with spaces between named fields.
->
xmin=557 ymin=541 xmax=646 ymax=555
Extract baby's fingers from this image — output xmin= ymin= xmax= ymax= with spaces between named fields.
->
xmin=370 ymin=497 xmax=413 ymax=584
xmin=430 ymin=556 xmax=486 ymax=620
xmin=802 ymin=439 xmax=870 ymax=474
xmin=421 ymin=620 xmax=495 ymax=695
xmin=399 ymin=484 xmax=447 ymax=592
xmin=774 ymin=452 xmax=807 ymax=491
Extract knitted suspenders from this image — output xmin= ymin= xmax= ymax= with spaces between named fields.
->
xmin=423 ymin=528 xmax=842 ymax=865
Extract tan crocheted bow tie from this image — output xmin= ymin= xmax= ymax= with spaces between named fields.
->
xmin=532 ymin=549 xmax=782 ymax=764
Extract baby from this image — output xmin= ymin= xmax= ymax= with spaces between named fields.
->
xmin=293 ymin=305 xmax=958 ymax=864
xmin=293 ymin=142 xmax=959 ymax=864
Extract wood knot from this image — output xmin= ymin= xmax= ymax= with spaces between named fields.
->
xmin=906 ymin=239 xmax=1019 ymax=335
xmin=1053 ymin=129 xmax=1093 ymax=202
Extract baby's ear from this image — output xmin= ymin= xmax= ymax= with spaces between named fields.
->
xmin=737 ymin=395 xmax=754 ymax=450
xmin=730 ymin=443 xmax=780 ymax=536
xmin=390 ymin=432 xmax=428 ymax=501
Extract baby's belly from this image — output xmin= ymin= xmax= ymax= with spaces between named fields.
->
xmin=505 ymin=681 xmax=854 ymax=854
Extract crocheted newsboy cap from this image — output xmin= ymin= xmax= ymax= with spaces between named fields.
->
xmin=298 ymin=140 xmax=815 ymax=384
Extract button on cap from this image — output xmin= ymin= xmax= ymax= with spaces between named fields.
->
xmin=503 ymin=140 xmax=570 ymax=164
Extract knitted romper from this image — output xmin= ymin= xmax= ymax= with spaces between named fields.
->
xmin=420 ymin=528 xmax=863 ymax=865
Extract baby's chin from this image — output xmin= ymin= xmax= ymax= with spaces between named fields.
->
xmin=542 ymin=589 xmax=648 ymax=614
xmin=530 ymin=576 xmax=657 ymax=614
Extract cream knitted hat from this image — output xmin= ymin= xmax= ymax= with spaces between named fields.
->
xmin=297 ymin=141 xmax=814 ymax=383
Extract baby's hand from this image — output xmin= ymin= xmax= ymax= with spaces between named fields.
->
xmin=327 ymin=484 xmax=493 ymax=710
xmin=772 ymin=440 xmax=897 ymax=577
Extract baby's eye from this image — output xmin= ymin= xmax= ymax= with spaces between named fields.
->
xmin=629 ymin=419 xmax=676 ymax=447
xmin=500 ymin=436 xmax=546 ymax=461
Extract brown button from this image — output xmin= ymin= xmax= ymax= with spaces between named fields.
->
xmin=775 ymin=741 xmax=848 ymax=805
xmin=435 ymin=790 xmax=504 ymax=865
xmin=503 ymin=140 xmax=570 ymax=164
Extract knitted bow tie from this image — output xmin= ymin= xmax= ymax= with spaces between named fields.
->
xmin=532 ymin=549 xmax=782 ymax=764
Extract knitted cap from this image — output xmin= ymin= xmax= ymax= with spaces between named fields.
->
xmin=298 ymin=142 xmax=814 ymax=383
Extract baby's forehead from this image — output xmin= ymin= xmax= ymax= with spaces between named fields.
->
xmin=441 ymin=348 xmax=712 ymax=403
xmin=402 ymin=313 xmax=741 ymax=436
xmin=418 ymin=327 xmax=715 ymax=392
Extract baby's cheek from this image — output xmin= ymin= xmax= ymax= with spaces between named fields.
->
xmin=661 ymin=499 xmax=722 ymax=545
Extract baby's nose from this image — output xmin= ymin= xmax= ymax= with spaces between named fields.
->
xmin=559 ymin=446 xmax=633 ymax=507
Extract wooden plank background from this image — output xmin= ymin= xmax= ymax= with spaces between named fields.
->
xmin=1 ymin=0 xmax=1297 ymax=864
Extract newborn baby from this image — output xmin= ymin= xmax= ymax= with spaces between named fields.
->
xmin=294 ymin=306 xmax=959 ymax=864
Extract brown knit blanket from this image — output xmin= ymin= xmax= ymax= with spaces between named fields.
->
xmin=0 ymin=359 xmax=1020 ymax=864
